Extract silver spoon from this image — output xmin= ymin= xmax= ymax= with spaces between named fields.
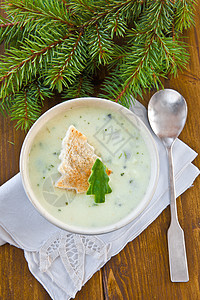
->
xmin=148 ymin=89 xmax=189 ymax=282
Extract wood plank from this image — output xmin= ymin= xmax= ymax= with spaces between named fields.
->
xmin=0 ymin=245 xmax=50 ymax=299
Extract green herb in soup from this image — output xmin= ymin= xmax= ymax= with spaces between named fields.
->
xmin=28 ymin=106 xmax=151 ymax=228
xmin=87 ymin=158 xmax=112 ymax=203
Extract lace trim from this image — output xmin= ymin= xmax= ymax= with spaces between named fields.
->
xmin=39 ymin=231 xmax=110 ymax=288
xmin=39 ymin=232 xmax=60 ymax=272
xmin=81 ymin=235 xmax=109 ymax=259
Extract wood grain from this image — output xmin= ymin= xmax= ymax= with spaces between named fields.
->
xmin=0 ymin=2 xmax=200 ymax=300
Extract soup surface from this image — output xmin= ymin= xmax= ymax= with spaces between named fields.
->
xmin=28 ymin=106 xmax=151 ymax=228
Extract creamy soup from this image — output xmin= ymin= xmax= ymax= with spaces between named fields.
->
xmin=28 ymin=106 xmax=151 ymax=228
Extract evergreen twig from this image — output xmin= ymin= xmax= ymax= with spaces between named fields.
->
xmin=0 ymin=0 xmax=196 ymax=130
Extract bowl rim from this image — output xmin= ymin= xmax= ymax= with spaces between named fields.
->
xmin=20 ymin=97 xmax=159 ymax=235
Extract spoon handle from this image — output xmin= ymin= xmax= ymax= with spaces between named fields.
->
xmin=166 ymin=146 xmax=189 ymax=282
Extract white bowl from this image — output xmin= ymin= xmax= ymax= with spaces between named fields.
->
xmin=20 ymin=97 xmax=159 ymax=234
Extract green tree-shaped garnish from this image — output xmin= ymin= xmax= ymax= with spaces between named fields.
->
xmin=87 ymin=159 xmax=112 ymax=203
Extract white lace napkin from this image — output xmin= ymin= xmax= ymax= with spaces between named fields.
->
xmin=0 ymin=100 xmax=199 ymax=300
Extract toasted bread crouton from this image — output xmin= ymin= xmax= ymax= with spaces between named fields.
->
xmin=55 ymin=125 xmax=99 ymax=193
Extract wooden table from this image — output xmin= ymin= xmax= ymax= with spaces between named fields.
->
xmin=0 ymin=5 xmax=200 ymax=300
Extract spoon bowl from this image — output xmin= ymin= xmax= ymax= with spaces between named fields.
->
xmin=148 ymin=89 xmax=187 ymax=147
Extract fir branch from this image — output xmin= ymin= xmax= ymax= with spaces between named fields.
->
xmin=107 ymin=12 xmax=127 ymax=39
xmin=87 ymin=21 xmax=114 ymax=65
xmin=0 ymin=14 xmax=9 ymax=24
xmin=69 ymin=0 xmax=99 ymax=19
xmin=76 ymin=0 xmax=95 ymax=13
xmin=76 ymin=76 xmax=83 ymax=97
xmin=82 ymin=0 xmax=142 ymax=26
xmin=0 ymin=13 xmax=23 ymax=46
xmin=0 ymin=21 xmax=19 ymax=28
xmin=60 ymin=0 xmax=71 ymax=14
xmin=10 ymin=88 xmax=41 ymax=131
xmin=108 ymin=44 xmax=129 ymax=69
xmin=0 ymin=31 xmax=70 ymax=97
xmin=101 ymin=0 xmax=188 ymax=104
xmin=174 ymin=0 xmax=196 ymax=32
xmin=0 ymin=92 xmax=14 ymax=114
xmin=52 ymin=31 xmax=83 ymax=82
xmin=62 ymin=74 xmax=93 ymax=98
xmin=45 ymin=31 xmax=86 ymax=92
xmin=0 ymin=0 xmax=196 ymax=130
xmin=96 ymin=24 xmax=103 ymax=60
xmin=3 ymin=0 xmax=75 ymax=27
xmin=9 ymin=79 xmax=53 ymax=130
xmin=28 ymin=80 xmax=54 ymax=103
xmin=114 ymin=35 xmax=155 ymax=103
